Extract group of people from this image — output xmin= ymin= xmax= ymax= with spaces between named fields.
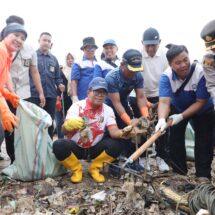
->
xmin=0 ymin=14 xmax=215 ymax=183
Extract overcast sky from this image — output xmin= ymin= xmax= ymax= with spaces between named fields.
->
xmin=1 ymin=0 xmax=214 ymax=64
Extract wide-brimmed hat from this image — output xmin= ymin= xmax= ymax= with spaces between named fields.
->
xmin=80 ymin=36 xmax=98 ymax=50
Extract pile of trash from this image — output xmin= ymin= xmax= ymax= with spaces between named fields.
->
xmin=0 ymin=158 xmax=198 ymax=215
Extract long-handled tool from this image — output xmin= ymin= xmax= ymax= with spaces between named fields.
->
xmin=61 ymin=92 xmax=65 ymax=120
xmin=122 ymin=119 xmax=172 ymax=168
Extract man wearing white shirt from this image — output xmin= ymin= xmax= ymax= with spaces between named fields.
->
xmin=130 ymin=28 xmax=170 ymax=172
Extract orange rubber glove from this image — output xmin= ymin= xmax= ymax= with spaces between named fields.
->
xmin=1 ymin=88 xmax=20 ymax=108
xmin=143 ymin=95 xmax=152 ymax=108
xmin=140 ymin=106 xmax=149 ymax=118
xmin=146 ymin=100 xmax=152 ymax=108
xmin=0 ymin=97 xmax=19 ymax=132
xmin=120 ymin=112 xmax=131 ymax=125
xmin=56 ymin=96 xmax=62 ymax=112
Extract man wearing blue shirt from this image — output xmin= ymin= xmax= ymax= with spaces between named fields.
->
xmin=105 ymin=49 xmax=149 ymax=171
xmin=94 ymin=39 xmax=120 ymax=78
xmin=155 ymin=45 xmax=214 ymax=179
xmin=71 ymin=37 xmax=97 ymax=103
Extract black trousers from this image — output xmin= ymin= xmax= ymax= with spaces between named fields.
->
xmin=129 ymin=96 xmax=169 ymax=160
xmin=108 ymin=102 xmax=137 ymax=157
xmin=55 ymin=94 xmax=72 ymax=139
xmin=28 ymin=97 xmax=56 ymax=139
xmin=169 ymin=107 xmax=214 ymax=178
xmin=0 ymin=122 xmax=4 ymax=147
xmin=53 ymin=137 xmax=123 ymax=161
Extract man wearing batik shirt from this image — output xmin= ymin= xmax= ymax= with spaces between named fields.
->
xmin=53 ymin=77 xmax=133 ymax=183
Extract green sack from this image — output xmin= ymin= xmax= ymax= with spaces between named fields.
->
xmin=2 ymin=100 xmax=66 ymax=181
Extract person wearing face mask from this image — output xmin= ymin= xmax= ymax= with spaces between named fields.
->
xmin=200 ymin=20 xmax=215 ymax=148
xmin=155 ymin=44 xmax=214 ymax=180
xmin=0 ymin=23 xmax=27 ymax=155
xmin=70 ymin=37 xmax=98 ymax=103
xmin=201 ymin=20 xmax=215 ymax=106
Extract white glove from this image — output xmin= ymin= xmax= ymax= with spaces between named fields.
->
xmin=155 ymin=118 xmax=167 ymax=132
xmin=72 ymin=96 xmax=79 ymax=103
xmin=169 ymin=114 xmax=183 ymax=126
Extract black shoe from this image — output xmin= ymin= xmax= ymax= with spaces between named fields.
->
xmin=126 ymin=161 xmax=144 ymax=172
xmin=108 ymin=161 xmax=121 ymax=178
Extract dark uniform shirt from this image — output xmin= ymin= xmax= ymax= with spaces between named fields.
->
xmin=30 ymin=50 xmax=62 ymax=98
xmin=105 ymin=67 xmax=143 ymax=107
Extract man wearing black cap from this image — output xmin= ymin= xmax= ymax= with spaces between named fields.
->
xmin=105 ymin=49 xmax=149 ymax=171
xmin=53 ymin=77 xmax=135 ymax=183
xmin=142 ymin=27 xmax=169 ymax=172
xmin=201 ymin=20 xmax=215 ymax=106
xmin=94 ymin=39 xmax=120 ymax=78
xmin=70 ymin=37 xmax=98 ymax=103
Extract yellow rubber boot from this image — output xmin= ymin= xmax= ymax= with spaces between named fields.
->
xmin=61 ymin=153 xmax=82 ymax=183
xmin=89 ymin=151 xmax=115 ymax=183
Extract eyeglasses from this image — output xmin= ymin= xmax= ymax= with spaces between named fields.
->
xmin=92 ymin=89 xmax=107 ymax=96
xmin=85 ymin=47 xmax=96 ymax=52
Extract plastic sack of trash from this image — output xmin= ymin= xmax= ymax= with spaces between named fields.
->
xmin=2 ymin=100 xmax=66 ymax=181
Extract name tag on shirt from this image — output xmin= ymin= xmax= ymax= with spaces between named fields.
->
xmin=23 ymin=59 xmax=31 ymax=67
xmin=49 ymin=65 xmax=55 ymax=72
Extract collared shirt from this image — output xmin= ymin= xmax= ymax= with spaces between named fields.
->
xmin=66 ymin=98 xmax=117 ymax=148
xmin=10 ymin=43 xmax=37 ymax=99
xmin=0 ymin=41 xmax=12 ymax=90
xmin=71 ymin=56 xmax=97 ymax=100
xmin=93 ymin=58 xmax=121 ymax=78
xmin=30 ymin=49 xmax=62 ymax=98
xmin=105 ymin=67 xmax=143 ymax=106
xmin=159 ymin=63 xmax=213 ymax=113
xmin=142 ymin=47 xmax=169 ymax=98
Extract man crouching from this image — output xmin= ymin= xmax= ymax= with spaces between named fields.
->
xmin=53 ymin=77 xmax=134 ymax=183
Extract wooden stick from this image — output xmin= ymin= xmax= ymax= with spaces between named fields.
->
xmin=123 ymin=119 xmax=172 ymax=167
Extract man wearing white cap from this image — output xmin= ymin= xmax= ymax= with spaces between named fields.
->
xmin=94 ymin=39 xmax=120 ymax=78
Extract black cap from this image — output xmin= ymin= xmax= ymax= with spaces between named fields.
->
xmin=80 ymin=37 xmax=98 ymax=50
xmin=143 ymin=27 xmax=160 ymax=45
xmin=2 ymin=23 xmax=27 ymax=40
xmin=122 ymin=49 xmax=143 ymax=72
xmin=201 ymin=20 xmax=215 ymax=51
